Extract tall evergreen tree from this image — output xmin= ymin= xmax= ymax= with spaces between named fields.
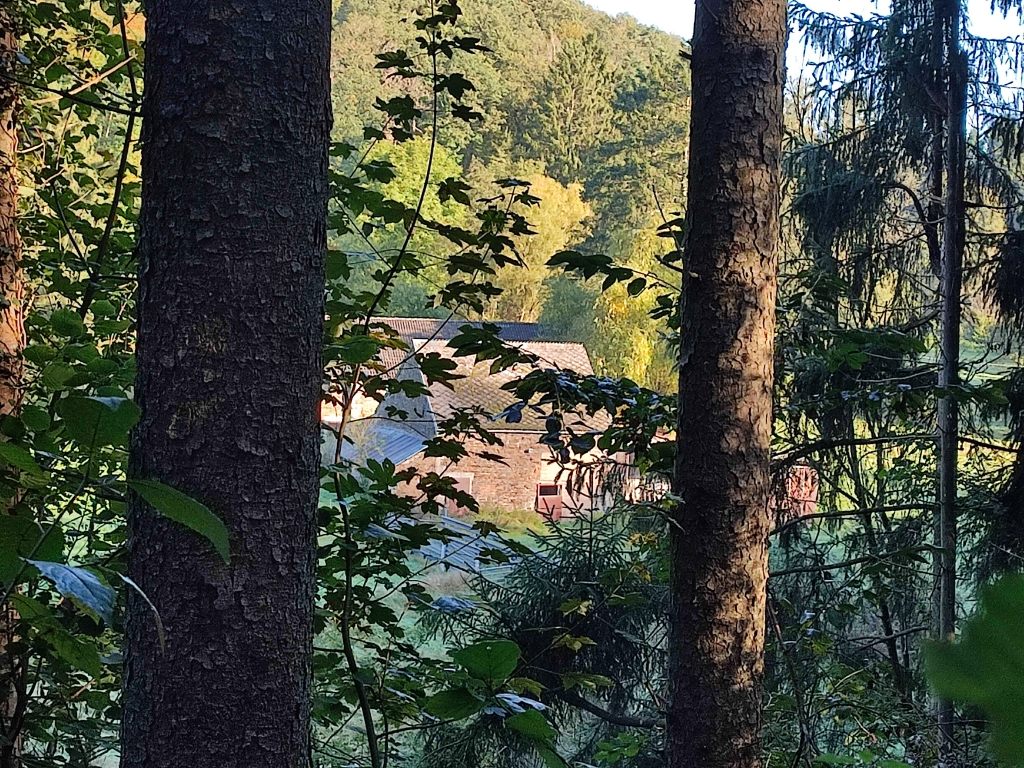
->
xmin=120 ymin=2 xmax=331 ymax=766
xmin=668 ymin=2 xmax=786 ymax=768
xmin=935 ymin=0 xmax=967 ymax=751
xmin=527 ymin=33 xmax=616 ymax=183
xmin=788 ymin=0 xmax=1024 ymax=751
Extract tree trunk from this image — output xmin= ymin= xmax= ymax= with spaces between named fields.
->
xmin=0 ymin=9 xmax=24 ymax=767
xmin=121 ymin=3 xmax=331 ymax=767
xmin=927 ymin=0 xmax=946 ymax=706
xmin=668 ymin=1 xmax=785 ymax=767
xmin=936 ymin=0 xmax=967 ymax=755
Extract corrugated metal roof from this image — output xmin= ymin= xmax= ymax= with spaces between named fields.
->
xmin=322 ymin=357 xmax=434 ymax=467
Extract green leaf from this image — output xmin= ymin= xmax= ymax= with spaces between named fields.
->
xmin=41 ymin=361 xmax=74 ymax=390
xmin=58 ymin=396 xmax=141 ymax=450
xmin=424 ymin=688 xmax=485 ymax=720
xmin=507 ymin=709 xmax=557 ymax=741
xmin=90 ymin=300 xmax=117 ymax=318
xmin=626 ymin=277 xmax=647 ymax=296
xmin=43 ymin=625 xmax=103 ymax=678
xmin=925 ymin=575 xmax=1024 ymax=766
xmin=0 ymin=442 xmax=46 ymax=477
xmin=49 ymin=307 xmax=85 ymax=338
xmin=451 ymin=639 xmax=520 ymax=683
xmin=534 ymin=743 xmax=568 ymax=768
xmin=335 ymin=334 xmax=382 ymax=365
xmin=8 ymin=593 xmax=51 ymax=622
xmin=28 ymin=560 xmax=115 ymax=625
xmin=8 ymin=595 xmax=101 ymax=677
xmin=436 ymin=72 xmax=475 ymax=100
xmin=131 ymin=480 xmax=231 ymax=564
xmin=21 ymin=406 xmax=51 ymax=432
xmin=325 ymin=250 xmax=350 ymax=281
xmin=0 ymin=516 xmax=63 ymax=587
xmin=23 ymin=345 xmax=56 ymax=365
xmin=86 ymin=357 xmax=119 ymax=375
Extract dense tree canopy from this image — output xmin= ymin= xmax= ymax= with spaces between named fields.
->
xmin=3 ymin=1 xmax=1024 ymax=768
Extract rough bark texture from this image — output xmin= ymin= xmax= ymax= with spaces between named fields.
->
xmin=668 ymin=1 xmax=785 ymax=768
xmin=0 ymin=9 xmax=24 ymax=767
xmin=936 ymin=0 xmax=966 ymax=753
xmin=121 ymin=3 xmax=331 ymax=767
xmin=0 ymin=15 xmax=20 ymax=417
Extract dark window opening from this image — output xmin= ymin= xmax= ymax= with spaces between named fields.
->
xmin=536 ymin=483 xmax=563 ymax=520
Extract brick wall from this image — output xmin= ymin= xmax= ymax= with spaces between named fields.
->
xmin=396 ymin=431 xmax=608 ymax=514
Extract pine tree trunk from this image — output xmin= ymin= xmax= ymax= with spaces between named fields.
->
xmin=936 ymin=0 xmax=967 ymax=755
xmin=120 ymin=3 xmax=331 ymax=767
xmin=0 ymin=9 xmax=24 ymax=767
xmin=927 ymin=0 xmax=946 ymax=698
xmin=668 ymin=1 xmax=785 ymax=767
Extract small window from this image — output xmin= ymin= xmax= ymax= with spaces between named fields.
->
xmin=536 ymin=483 xmax=563 ymax=520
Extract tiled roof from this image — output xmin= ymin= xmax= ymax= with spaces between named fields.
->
xmin=334 ymin=319 xmax=606 ymax=466
xmin=371 ymin=317 xmax=547 ymax=377
xmin=374 ymin=316 xmax=543 ymax=342
xmin=417 ymin=339 xmax=598 ymax=432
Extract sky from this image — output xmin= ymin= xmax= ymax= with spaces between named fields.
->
xmin=582 ymin=0 xmax=1024 ymax=44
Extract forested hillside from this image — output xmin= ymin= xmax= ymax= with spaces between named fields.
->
xmin=8 ymin=2 xmax=1024 ymax=768
xmin=331 ymin=0 xmax=689 ymax=390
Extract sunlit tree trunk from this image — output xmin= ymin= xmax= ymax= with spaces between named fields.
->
xmin=0 ymin=9 xmax=24 ymax=767
xmin=668 ymin=1 xmax=786 ymax=767
xmin=120 ymin=2 xmax=331 ymax=767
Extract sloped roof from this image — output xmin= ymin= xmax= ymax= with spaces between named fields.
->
xmin=375 ymin=316 xmax=542 ymax=342
xmin=323 ymin=358 xmax=434 ymax=467
xmin=372 ymin=317 xmax=546 ymax=377
xmin=332 ymin=419 xmax=428 ymax=466
xmin=417 ymin=339 xmax=596 ymax=432
xmin=333 ymin=320 xmax=605 ymax=467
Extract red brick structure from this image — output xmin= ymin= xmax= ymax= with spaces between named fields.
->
xmin=405 ymin=432 xmax=572 ymax=514
xmin=323 ymin=318 xmax=612 ymax=515
xmin=771 ymin=463 xmax=820 ymax=522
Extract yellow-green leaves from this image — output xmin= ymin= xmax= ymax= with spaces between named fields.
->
xmin=925 ymin=575 xmax=1024 ymax=767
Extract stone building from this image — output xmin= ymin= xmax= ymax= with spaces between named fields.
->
xmin=322 ymin=318 xmax=614 ymax=517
